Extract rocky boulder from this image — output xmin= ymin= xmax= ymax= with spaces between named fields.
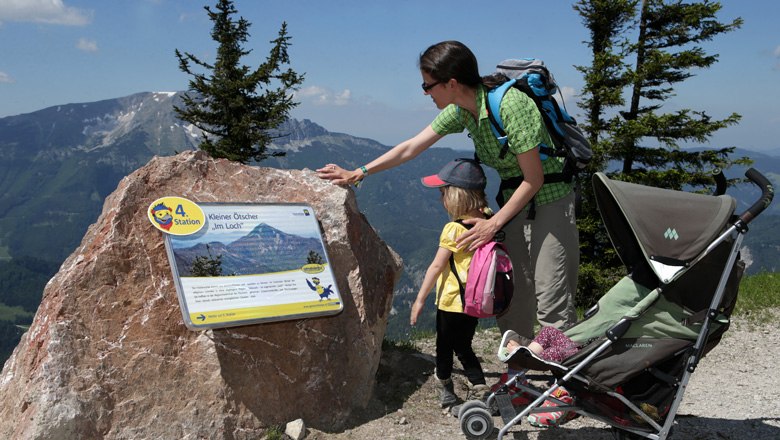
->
xmin=0 ymin=151 xmax=402 ymax=439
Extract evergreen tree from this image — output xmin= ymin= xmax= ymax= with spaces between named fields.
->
xmin=174 ymin=0 xmax=305 ymax=164
xmin=573 ymin=0 xmax=750 ymax=304
xmin=573 ymin=0 xmax=640 ymax=303
xmin=306 ymin=251 xmax=324 ymax=265
xmin=190 ymin=245 xmax=223 ymax=277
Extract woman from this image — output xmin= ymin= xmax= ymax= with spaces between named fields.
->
xmin=317 ymin=40 xmax=578 ymax=341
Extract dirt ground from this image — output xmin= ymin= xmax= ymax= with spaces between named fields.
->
xmin=303 ymin=311 xmax=780 ymax=440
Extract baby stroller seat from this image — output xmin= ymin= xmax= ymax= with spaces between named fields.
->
xmin=458 ymin=169 xmax=774 ymax=440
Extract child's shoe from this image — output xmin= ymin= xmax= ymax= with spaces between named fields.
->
xmin=527 ymin=387 xmax=576 ymax=427
xmin=435 ymin=372 xmax=458 ymax=408
xmin=468 ymin=383 xmax=491 ymax=401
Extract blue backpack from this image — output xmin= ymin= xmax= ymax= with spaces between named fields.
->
xmin=486 ymin=59 xmax=592 ymax=184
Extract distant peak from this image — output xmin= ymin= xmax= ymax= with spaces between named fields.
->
xmin=270 ymin=118 xmax=329 ymax=141
xmin=247 ymin=222 xmax=283 ymax=236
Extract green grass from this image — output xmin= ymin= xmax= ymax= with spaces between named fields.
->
xmin=383 ymin=334 xmax=425 ymax=352
xmin=0 ymin=245 xmax=10 ymax=260
xmin=0 ymin=303 xmax=33 ymax=322
xmin=262 ymin=425 xmax=285 ymax=440
xmin=734 ymin=271 xmax=780 ymax=322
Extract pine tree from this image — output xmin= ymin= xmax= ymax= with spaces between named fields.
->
xmin=614 ymin=0 xmax=746 ymax=188
xmin=306 ymin=251 xmax=324 ymax=265
xmin=573 ymin=0 xmax=751 ymax=304
xmin=190 ymin=245 xmax=224 ymax=277
xmin=174 ymin=0 xmax=305 ymax=164
xmin=573 ymin=0 xmax=639 ymax=302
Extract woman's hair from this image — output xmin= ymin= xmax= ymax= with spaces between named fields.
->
xmin=419 ymin=40 xmax=511 ymax=90
xmin=419 ymin=41 xmax=482 ymax=87
xmin=441 ymin=186 xmax=488 ymax=220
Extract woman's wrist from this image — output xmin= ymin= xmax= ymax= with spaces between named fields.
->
xmin=353 ymin=166 xmax=369 ymax=187
xmin=485 ymin=216 xmax=503 ymax=234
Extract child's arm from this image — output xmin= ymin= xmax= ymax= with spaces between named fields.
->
xmin=410 ymin=246 xmax=453 ymax=326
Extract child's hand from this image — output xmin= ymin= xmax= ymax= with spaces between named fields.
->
xmin=410 ymin=299 xmax=425 ymax=326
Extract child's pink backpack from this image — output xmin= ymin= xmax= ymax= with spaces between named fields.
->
xmin=449 ymin=227 xmax=514 ymax=318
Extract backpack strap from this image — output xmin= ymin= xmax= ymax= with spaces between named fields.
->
xmin=448 ymin=219 xmax=473 ymax=310
xmin=495 ymin=168 xmax=568 ymax=220
xmin=448 ymin=252 xmax=466 ymax=307
xmin=485 ymin=79 xmax=517 ymax=160
xmin=488 ymin=78 xmax=569 ymax=161
xmin=496 ymin=175 xmax=536 ymax=220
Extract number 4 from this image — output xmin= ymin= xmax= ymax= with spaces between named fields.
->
xmin=175 ymin=204 xmax=186 ymax=217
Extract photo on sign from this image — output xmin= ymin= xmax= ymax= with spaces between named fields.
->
xmin=164 ymin=203 xmax=342 ymax=330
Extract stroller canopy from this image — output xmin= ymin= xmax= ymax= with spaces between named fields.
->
xmin=593 ymin=173 xmax=736 ymax=284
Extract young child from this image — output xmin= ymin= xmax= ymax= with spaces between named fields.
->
xmin=410 ymin=158 xmax=491 ymax=408
xmin=499 ymin=327 xmax=580 ymax=364
xmin=498 ymin=328 xmax=580 ymax=427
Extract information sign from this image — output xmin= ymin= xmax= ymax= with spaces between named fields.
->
xmin=162 ymin=203 xmax=342 ymax=330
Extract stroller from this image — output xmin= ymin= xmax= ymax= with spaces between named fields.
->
xmin=458 ymin=169 xmax=774 ymax=440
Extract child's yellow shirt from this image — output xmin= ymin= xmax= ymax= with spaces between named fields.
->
xmin=435 ymin=219 xmax=475 ymax=312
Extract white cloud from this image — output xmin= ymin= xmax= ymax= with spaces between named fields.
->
xmin=76 ymin=37 xmax=98 ymax=52
xmin=558 ymin=86 xmax=577 ymax=106
xmin=557 ymin=85 xmax=587 ymax=117
xmin=0 ymin=71 xmax=13 ymax=83
xmin=295 ymin=86 xmax=352 ymax=107
xmin=0 ymin=0 xmax=92 ymax=26
xmin=333 ymin=89 xmax=351 ymax=106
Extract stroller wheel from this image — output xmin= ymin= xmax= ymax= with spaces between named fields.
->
xmin=460 ymin=407 xmax=494 ymax=440
xmin=457 ymin=399 xmax=488 ymax=420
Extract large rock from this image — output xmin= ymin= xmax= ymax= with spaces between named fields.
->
xmin=0 ymin=151 xmax=402 ymax=439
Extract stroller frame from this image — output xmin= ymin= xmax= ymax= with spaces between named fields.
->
xmin=458 ymin=168 xmax=774 ymax=440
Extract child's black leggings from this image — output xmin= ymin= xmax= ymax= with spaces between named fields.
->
xmin=435 ymin=309 xmax=486 ymax=385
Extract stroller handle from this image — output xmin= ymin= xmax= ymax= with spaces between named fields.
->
xmin=740 ymin=168 xmax=774 ymax=224
xmin=712 ymin=168 xmax=727 ymax=196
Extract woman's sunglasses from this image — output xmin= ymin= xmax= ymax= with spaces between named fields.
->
xmin=421 ymin=80 xmax=443 ymax=92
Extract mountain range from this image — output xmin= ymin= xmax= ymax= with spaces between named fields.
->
xmin=172 ymin=222 xmax=326 ymax=276
xmin=0 ymin=91 xmax=777 ymax=361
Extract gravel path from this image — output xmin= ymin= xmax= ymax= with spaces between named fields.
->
xmin=306 ymin=312 xmax=780 ymax=440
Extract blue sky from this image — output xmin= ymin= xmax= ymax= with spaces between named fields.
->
xmin=1 ymin=0 xmax=778 ymax=154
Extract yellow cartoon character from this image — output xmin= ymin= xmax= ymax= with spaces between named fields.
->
xmin=306 ymin=277 xmax=334 ymax=301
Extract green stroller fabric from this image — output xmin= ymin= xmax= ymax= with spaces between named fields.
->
xmin=564 ymin=277 xmax=713 ymax=344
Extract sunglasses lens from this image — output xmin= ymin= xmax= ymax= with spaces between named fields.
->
xmin=422 ymin=81 xmax=439 ymax=92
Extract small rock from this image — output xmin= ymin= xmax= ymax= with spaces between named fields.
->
xmin=398 ymin=417 xmax=408 ymax=425
xmin=285 ymin=418 xmax=306 ymax=440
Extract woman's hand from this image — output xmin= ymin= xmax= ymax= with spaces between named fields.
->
xmin=316 ymin=163 xmax=360 ymax=186
xmin=456 ymin=217 xmax=502 ymax=251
